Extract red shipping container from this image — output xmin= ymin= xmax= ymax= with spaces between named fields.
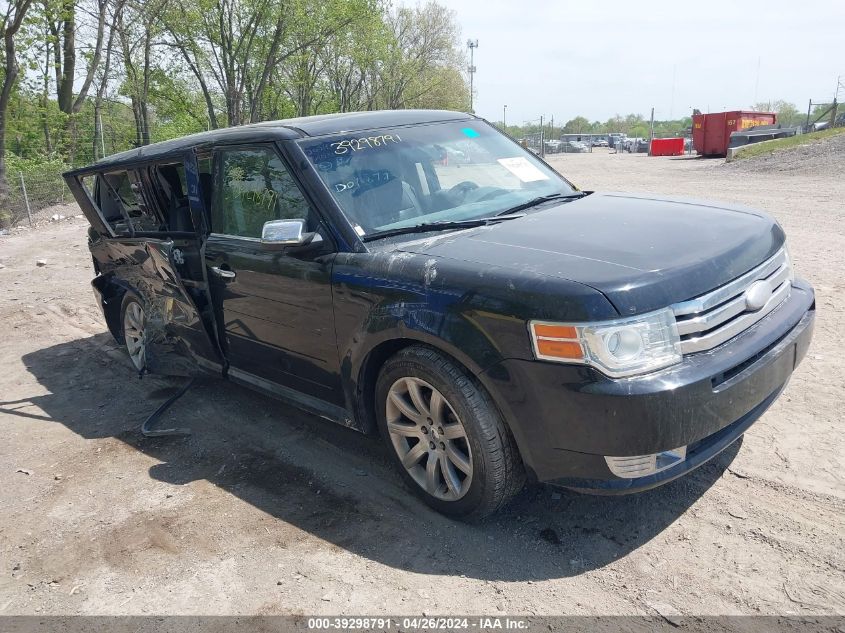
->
xmin=692 ymin=110 xmax=776 ymax=156
xmin=649 ymin=137 xmax=685 ymax=156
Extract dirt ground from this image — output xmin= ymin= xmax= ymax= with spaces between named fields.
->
xmin=0 ymin=149 xmax=843 ymax=618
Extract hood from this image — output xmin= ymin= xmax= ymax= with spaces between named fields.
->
xmin=396 ymin=192 xmax=785 ymax=315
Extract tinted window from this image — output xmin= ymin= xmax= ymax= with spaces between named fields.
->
xmin=211 ymin=147 xmax=312 ymax=238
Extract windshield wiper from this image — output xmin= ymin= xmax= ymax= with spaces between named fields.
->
xmin=497 ymin=191 xmax=589 ymax=215
xmin=362 ymin=213 xmax=525 ymax=241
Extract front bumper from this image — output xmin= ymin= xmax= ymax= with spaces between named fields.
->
xmin=482 ymin=279 xmax=815 ymax=492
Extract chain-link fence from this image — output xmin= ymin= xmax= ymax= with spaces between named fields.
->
xmin=518 ymin=131 xmax=617 ymax=156
xmin=4 ymin=169 xmax=74 ymax=228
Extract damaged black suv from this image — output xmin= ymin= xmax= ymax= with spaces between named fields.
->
xmin=64 ymin=110 xmax=815 ymax=518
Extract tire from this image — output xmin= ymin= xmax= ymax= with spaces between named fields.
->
xmin=120 ymin=292 xmax=147 ymax=373
xmin=375 ymin=345 xmax=524 ymax=519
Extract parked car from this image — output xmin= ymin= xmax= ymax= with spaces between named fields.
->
xmin=64 ymin=110 xmax=815 ymax=519
xmin=608 ymin=133 xmax=626 ymax=149
xmin=544 ymin=139 xmax=562 ymax=154
xmin=561 ymin=140 xmax=588 ymax=153
xmin=593 ymin=139 xmax=609 ymax=147
xmin=623 ymin=138 xmax=648 ymax=153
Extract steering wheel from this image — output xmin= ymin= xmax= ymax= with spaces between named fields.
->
xmin=448 ymin=181 xmax=479 ymax=198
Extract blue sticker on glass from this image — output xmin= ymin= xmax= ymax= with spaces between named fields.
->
xmin=461 ymin=127 xmax=480 ymax=138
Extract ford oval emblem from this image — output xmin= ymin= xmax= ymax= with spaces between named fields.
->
xmin=744 ymin=280 xmax=771 ymax=312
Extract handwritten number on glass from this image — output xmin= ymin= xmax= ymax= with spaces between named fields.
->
xmin=330 ymin=134 xmax=402 ymax=155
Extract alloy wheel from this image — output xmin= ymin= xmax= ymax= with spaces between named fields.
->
xmin=123 ymin=301 xmax=146 ymax=372
xmin=386 ymin=376 xmax=473 ymax=501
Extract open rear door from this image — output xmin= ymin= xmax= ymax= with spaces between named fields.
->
xmin=88 ymin=236 xmax=224 ymax=376
xmin=64 ymin=157 xmax=226 ymax=377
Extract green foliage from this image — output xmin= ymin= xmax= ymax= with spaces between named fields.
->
xmin=5 ymin=152 xmax=67 ymax=176
xmin=731 ymin=127 xmax=845 ymax=161
xmin=750 ymin=100 xmax=804 ymax=127
xmin=0 ymin=0 xmax=472 ymax=176
xmin=562 ymin=116 xmax=591 ymax=134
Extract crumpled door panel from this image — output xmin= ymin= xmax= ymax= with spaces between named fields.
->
xmin=91 ymin=237 xmax=222 ymax=376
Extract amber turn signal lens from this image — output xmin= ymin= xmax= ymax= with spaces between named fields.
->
xmin=532 ymin=324 xmax=577 ymax=339
xmin=535 ymin=338 xmax=583 ymax=360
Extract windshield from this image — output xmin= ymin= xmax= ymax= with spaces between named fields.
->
xmin=297 ymin=120 xmax=576 ymax=238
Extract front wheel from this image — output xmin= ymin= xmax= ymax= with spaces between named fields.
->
xmin=375 ymin=346 xmax=524 ymax=519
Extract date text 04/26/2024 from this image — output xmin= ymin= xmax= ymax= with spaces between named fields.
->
xmin=306 ymin=616 xmax=530 ymax=630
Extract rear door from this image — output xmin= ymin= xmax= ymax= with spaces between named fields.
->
xmin=203 ymin=143 xmax=343 ymax=406
xmin=67 ymin=164 xmax=224 ymax=375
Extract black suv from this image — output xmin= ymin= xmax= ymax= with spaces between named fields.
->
xmin=64 ymin=110 xmax=815 ymax=518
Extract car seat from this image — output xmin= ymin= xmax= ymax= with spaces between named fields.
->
xmin=349 ymin=154 xmax=423 ymax=231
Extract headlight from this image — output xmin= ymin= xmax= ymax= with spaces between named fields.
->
xmin=529 ymin=308 xmax=682 ymax=378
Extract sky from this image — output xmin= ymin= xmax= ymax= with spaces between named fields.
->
xmin=445 ymin=0 xmax=845 ymax=125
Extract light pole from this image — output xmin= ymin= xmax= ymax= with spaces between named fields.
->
xmin=503 ymin=104 xmax=507 ymax=130
xmin=467 ymin=39 xmax=478 ymax=113
xmin=539 ymin=114 xmax=544 ymax=157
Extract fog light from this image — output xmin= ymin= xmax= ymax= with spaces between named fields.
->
xmin=605 ymin=446 xmax=687 ymax=478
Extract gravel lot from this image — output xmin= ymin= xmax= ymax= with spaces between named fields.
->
xmin=0 ymin=148 xmax=843 ymax=618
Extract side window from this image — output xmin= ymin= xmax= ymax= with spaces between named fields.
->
xmin=147 ymin=162 xmax=190 ymax=231
xmin=211 ymin=147 xmax=313 ymax=238
xmin=96 ymin=170 xmax=159 ymax=234
xmin=151 ymin=163 xmax=188 ymax=203
xmin=191 ymin=153 xmax=214 ymax=223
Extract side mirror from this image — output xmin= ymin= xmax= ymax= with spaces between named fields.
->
xmin=261 ymin=219 xmax=307 ymax=249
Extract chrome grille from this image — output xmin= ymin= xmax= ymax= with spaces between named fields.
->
xmin=671 ymin=249 xmax=792 ymax=354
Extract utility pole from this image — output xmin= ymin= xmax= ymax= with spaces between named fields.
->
xmin=649 ymin=107 xmax=655 ymax=155
xmin=467 ymin=39 xmax=479 ymax=113
xmin=539 ymin=115 xmax=544 ymax=157
xmin=98 ymin=112 xmax=106 ymax=158
xmin=503 ymin=104 xmax=507 ymax=130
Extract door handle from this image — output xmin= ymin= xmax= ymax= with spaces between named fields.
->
xmin=210 ymin=266 xmax=236 ymax=280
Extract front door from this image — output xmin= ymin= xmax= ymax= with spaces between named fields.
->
xmin=203 ymin=144 xmax=342 ymax=406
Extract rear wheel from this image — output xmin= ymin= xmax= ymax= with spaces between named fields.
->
xmin=120 ymin=293 xmax=147 ymax=372
xmin=375 ymin=346 xmax=524 ymax=519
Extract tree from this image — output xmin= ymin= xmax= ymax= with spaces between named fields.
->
xmin=563 ymin=116 xmax=591 ymax=134
xmin=0 ymin=0 xmax=35 ymax=227
xmin=44 ymin=0 xmax=109 ymax=159
xmin=320 ymin=4 xmax=386 ymax=112
xmin=161 ymin=0 xmax=359 ymax=127
xmin=379 ymin=2 xmax=463 ymax=110
xmin=0 ymin=0 xmax=472 ymax=215
xmin=92 ymin=0 xmax=122 ymax=159
xmin=117 ymin=0 xmax=164 ymax=147
xmin=751 ymin=100 xmax=802 ymax=127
